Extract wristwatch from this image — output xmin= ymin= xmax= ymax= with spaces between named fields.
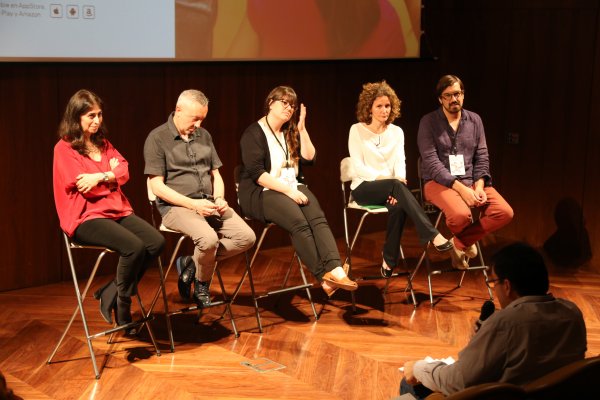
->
xmin=102 ymin=172 xmax=109 ymax=182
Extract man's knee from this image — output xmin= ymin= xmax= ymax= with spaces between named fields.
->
xmin=236 ymin=225 xmax=256 ymax=250
xmin=193 ymin=231 xmax=220 ymax=252
xmin=444 ymin=208 xmax=472 ymax=230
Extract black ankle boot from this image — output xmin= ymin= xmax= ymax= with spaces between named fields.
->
xmin=116 ymin=296 xmax=137 ymax=336
xmin=94 ymin=280 xmax=117 ymax=324
xmin=193 ymin=279 xmax=211 ymax=308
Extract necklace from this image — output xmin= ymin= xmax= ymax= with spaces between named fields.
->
xmin=374 ymin=134 xmax=382 ymax=147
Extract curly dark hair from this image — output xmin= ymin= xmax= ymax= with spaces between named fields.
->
xmin=356 ymin=80 xmax=401 ymax=125
xmin=263 ymin=86 xmax=300 ymax=163
xmin=57 ymin=89 xmax=107 ymax=155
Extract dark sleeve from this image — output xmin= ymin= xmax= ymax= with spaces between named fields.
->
xmin=240 ymin=123 xmax=268 ymax=182
xmin=417 ymin=113 xmax=456 ymax=188
xmin=143 ymin=128 xmax=166 ymax=177
xmin=470 ymin=114 xmax=492 ymax=185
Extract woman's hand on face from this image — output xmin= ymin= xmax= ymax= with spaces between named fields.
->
xmin=76 ymin=173 xmax=102 ymax=193
xmin=297 ymin=104 xmax=307 ymax=132
xmin=285 ymin=188 xmax=309 ymax=205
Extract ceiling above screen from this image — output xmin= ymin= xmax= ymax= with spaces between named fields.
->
xmin=0 ymin=0 xmax=421 ymax=62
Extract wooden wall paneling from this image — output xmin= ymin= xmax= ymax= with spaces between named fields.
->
xmin=2 ymin=0 xmax=600 ymax=291
xmin=0 ymin=64 xmax=62 ymax=291
xmin=499 ymin=4 xmax=597 ymax=251
xmin=582 ymin=4 xmax=600 ymax=272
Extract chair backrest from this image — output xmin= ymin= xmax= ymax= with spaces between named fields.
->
xmin=425 ymin=382 xmax=526 ymax=400
xmin=523 ymin=356 xmax=600 ymax=399
xmin=340 ymin=157 xmax=356 ymax=183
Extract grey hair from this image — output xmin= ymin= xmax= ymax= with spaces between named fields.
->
xmin=177 ymin=89 xmax=209 ymax=107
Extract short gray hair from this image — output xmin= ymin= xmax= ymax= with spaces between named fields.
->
xmin=177 ymin=89 xmax=209 ymax=107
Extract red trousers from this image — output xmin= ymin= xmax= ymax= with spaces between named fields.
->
xmin=424 ymin=181 xmax=514 ymax=251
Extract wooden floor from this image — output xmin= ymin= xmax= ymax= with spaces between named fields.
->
xmin=1 ymin=232 xmax=599 ymax=400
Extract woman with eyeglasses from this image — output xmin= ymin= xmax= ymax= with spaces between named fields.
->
xmin=238 ymin=85 xmax=357 ymax=297
xmin=348 ymin=81 xmax=453 ymax=279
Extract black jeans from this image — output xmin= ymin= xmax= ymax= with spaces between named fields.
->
xmin=352 ymin=179 xmax=438 ymax=268
xmin=74 ymin=214 xmax=165 ymax=297
xmin=262 ymin=185 xmax=340 ymax=281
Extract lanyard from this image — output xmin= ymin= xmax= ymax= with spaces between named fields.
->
xmin=265 ymin=117 xmax=290 ymax=167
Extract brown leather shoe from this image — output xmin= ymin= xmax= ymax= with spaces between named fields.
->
xmin=322 ymin=271 xmax=358 ymax=291
xmin=449 ymin=238 xmax=469 ymax=270
xmin=464 ymin=243 xmax=478 ymax=259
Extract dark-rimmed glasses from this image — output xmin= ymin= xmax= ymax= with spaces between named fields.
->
xmin=485 ymin=277 xmax=503 ymax=289
xmin=277 ymin=99 xmax=296 ymax=110
xmin=441 ymin=91 xmax=464 ymax=101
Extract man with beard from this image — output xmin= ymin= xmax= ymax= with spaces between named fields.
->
xmin=417 ymin=75 xmax=513 ymax=269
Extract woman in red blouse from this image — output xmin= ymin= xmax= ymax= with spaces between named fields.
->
xmin=53 ymin=89 xmax=164 ymax=334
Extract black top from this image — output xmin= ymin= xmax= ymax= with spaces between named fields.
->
xmin=238 ymin=121 xmax=314 ymax=223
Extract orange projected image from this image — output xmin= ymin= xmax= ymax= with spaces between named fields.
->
xmin=176 ymin=0 xmax=421 ymax=61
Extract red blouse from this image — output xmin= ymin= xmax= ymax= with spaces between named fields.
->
xmin=53 ymin=138 xmax=133 ymax=236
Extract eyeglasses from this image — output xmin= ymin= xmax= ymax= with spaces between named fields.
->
xmin=485 ymin=278 xmax=504 ymax=289
xmin=440 ymin=91 xmax=464 ymax=101
xmin=277 ymin=99 xmax=296 ymax=110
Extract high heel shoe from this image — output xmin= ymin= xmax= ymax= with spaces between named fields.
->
xmin=94 ymin=280 xmax=117 ymax=324
xmin=432 ymin=239 xmax=453 ymax=252
xmin=381 ymin=259 xmax=393 ymax=278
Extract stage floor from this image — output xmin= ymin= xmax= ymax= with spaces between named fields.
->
xmin=1 ymin=233 xmax=598 ymax=399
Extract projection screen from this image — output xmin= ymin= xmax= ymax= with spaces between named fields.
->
xmin=0 ymin=0 xmax=421 ymax=61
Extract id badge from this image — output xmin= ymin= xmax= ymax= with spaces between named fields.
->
xmin=449 ymin=154 xmax=466 ymax=176
xmin=279 ymin=167 xmax=297 ymax=190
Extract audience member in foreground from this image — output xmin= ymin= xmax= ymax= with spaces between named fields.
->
xmin=400 ymin=242 xmax=587 ymax=399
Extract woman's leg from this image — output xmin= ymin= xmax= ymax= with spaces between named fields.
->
xmin=119 ymin=214 xmax=165 ymax=282
xmin=74 ymin=217 xmax=148 ymax=298
xmin=352 ymin=180 xmax=404 ymax=267
xmin=352 ymin=180 xmax=439 ymax=267
xmin=297 ymin=185 xmax=342 ymax=273
xmin=388 ymin=181 xmax=439 ymax=245
xmin=263 ymin=190 xmax=329 ymax=280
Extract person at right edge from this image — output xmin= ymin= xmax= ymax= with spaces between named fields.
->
xmin=400 ymin=242 xmax=587 ymax=399
xmin=417 ymin=75 xmax=514 ymax=269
